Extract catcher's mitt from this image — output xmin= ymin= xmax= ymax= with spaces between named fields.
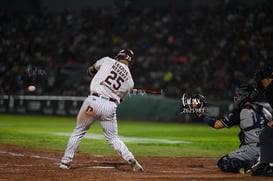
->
xmin=192 ymin=94 xmax=207 ymax=106
xmin=191 ymin=94 xmax=207 ymax=117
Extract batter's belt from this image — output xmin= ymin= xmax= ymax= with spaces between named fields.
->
xmin=91 ymin=92 xmax=118 ymax=103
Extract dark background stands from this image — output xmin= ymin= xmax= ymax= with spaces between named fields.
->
xmin=1 ymin=0 xmax=273 ymax=101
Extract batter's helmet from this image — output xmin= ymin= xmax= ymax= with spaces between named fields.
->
xmin=234 ymin=84 xmax=258 ymax=107
xmin=115 ymin=49 xmax=134 ymax=66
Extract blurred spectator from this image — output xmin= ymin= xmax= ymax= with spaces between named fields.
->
xmin=1 ymin=1 xmax=273 ymax=101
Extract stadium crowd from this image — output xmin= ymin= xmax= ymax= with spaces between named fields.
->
xmin=1 ymin=0 xmax=273 ymax=100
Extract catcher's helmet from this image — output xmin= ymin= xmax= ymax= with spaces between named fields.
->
xmin=234 ymin=84 xmax=258 ymax=107
xmin=115 ymin=49 xmax=134 ymax=66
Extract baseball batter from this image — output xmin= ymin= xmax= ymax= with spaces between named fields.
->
xmin=59 ymin=49 xmax=143 ymax=172
xmin=194 ymin=84 xmax=272 ymax=173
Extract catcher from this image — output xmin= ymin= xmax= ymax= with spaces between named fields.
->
xmin=192 ymin=84 xmax=272 ymax=173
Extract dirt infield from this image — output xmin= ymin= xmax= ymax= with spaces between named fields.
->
xmin=0 ymin=144 xmax=269 ymax=181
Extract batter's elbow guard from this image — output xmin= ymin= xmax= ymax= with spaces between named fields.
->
xmin=202 ymin=115 xmax=216 ymax=128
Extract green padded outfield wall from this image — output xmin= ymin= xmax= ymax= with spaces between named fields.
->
xmin=117 ymin=95 xmax=181 ymax=122
xmin=0 ymin=95 xmax=242 ymax=122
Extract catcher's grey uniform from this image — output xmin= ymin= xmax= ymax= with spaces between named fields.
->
xmin=217 ymin=103 xmax=272 ymax=173
xmin=199 ymin=84 xmax=272 ymax=173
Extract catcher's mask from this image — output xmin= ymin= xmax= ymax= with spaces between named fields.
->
xmin=115 ymin=49 xmax=135 ymax=66
xmin=234 ymin=84 xmax=258 ymax=107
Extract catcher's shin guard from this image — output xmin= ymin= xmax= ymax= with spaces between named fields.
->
xmin=217 ymin=156 xmax=252 ymax=173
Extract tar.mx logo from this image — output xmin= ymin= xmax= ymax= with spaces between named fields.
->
xmin=27 ymin=65 xmax=47 ymax=77
xmin=180 ymin=93 xmax=204 ymax=114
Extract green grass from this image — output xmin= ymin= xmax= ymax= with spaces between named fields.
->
xmin=0 ymin=114 xmax=240 ymax=157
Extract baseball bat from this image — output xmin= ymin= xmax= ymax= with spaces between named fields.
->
xmin=131 ymin=88 xmax=164 ymax=95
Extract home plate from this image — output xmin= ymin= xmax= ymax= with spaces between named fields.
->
xmin=88 ymin=166 xmax=115 ymax=169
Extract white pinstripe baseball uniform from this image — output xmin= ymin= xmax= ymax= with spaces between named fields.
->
xmin=60 ymin=53 xmax=143 ymax=171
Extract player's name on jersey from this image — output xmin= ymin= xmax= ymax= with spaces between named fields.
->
xmin=112 ymin=62 xmax=128 ymax=78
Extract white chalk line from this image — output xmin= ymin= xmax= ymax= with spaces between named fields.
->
xmin=0 ymin=150 xmax=121 ymax=169
xmin=0 ymin=150 xmax=59 ymax=172
xmin=53 ymin=132 xmax=192 ymax=144
xmin=87 ymin=166 xmax=115 ymax=169
xmin=0 ymin=150 xmax=58 ymax=161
